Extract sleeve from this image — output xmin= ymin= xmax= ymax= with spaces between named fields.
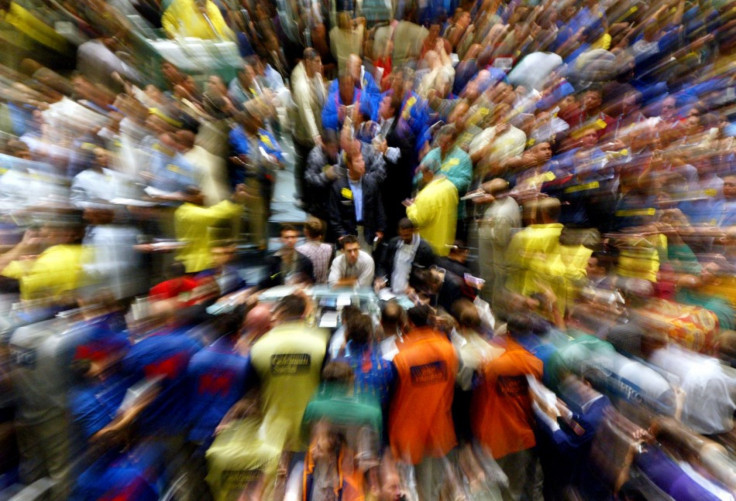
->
xmin=229 ymin=127 xmax=250 ymax=157
xmin=373 ymin=183 xmax=386 ymax=232
xmin=176 ymin=200 xmax=243 ymax=229
xmin=357 ymin=254 xmax=375 ymax=287
xmin=455 ymin=155 xmax=473 ymax=195
xmin=366 ymin=148 xmax=386 ymax=185
xmin=406 ymin=190 xmax=431 ymax=228
xmin=375 ymin=240 xmax=393 ymax=279
xmin=328 ymin=183 xmax=347 ymax=238
xmin=161 ymin=3 xmax=179 ymax=38
xmin=293 ymin=75 xmax=321 ymax=140
xmin=300 ymin=254 xmax=315 ymax=283
xmin=328 ymin=256 xmax=342 ymax=286
xmin=208 ymin=4 xmax=236 ymax=40
xmin=69 ymin=176 xmax=88 ymax=205
xmin=322 ymin=87 xmax=339 ymax=131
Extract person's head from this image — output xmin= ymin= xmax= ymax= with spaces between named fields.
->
xmin=280 ymin=224 xmax=299 ymax=251
xmin=321 ymin=361 xmax=355 ymax=386
xmin=273 ymin=294 xmax=307 ymax=321
xmin=346 ymin=313 xmax=373 ymax=345
xmin=238 ymin=105 xmax=262 ymax=133
xmin=586 ymin=251 xmax=609 ymax=279
xmin=407 ymin=304 xmax=432 ymax=328
xmin=378 ymin=93 xmax=400 ymax=121
xmin=341 ymin=303 xmax=362 ymax=327
xmin=381 ymin=300 xmax=406 ymax=337
xmin=210 ymin=240 xmax=237 ymax=268
xmin=323 ymin=129 xmax=339 ymax=161
xmin=436 ymin=124 xmax=458 ymax=154
xmin=342 ymin=235 xmax=361 ymax=265
xmin=579 ymin=127 xmax=599 ymax=149
xmin=724 ymin=174 xmax=736 ymax=200
xmin=397 ymin=218 xmax=416 ymax=244
xmin=428 ymin=23 xmax=442 ymax=39
xmin=378 ymin=467 xmax=403 ymax=501
xmin=206 ymin=74 xmax=227 ymax=95
xmin=303 ymin=217 xmax=325 ymax=241
xmin=174 ymin=129 xmax=196 ymax=152
xmin=660 ymin=96 xmax=677 ymax=121
xmin=346 ymin=142 xmax=365 ymax=181
xmin=339 ymin=74 xmax=356 ymax=105
xmin=506 ymin=313 xmax=534 ymax=338
xmin=582 ymin=87 xmax=603 ymax=113
xmin=304 ymin=47 xmax=322 ymax=76
xmin=452 ymin=298 xmax=480 ymax=330
xmin=530 ymin=141 xmax=553 ymax=164
xmin=238 ymin=63 xmax=257 ymax=88
xmin=538 ymin=197 xmax=561 ymax=223
xmin=161 ymin=61 xmax=183 ymax=87
xmin=243 ymin=303 xmax=272 ymax=339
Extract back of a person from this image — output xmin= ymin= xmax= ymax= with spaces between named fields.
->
xmin=471 ymin=338 xmax=543 ymax=459
xmin=389 ymin=327 xmax=458 ymax=465
xmin=249 ymin=321 xmax=329 ymax=451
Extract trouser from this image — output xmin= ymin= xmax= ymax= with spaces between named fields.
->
xmin=496 ymin=448 xmax=543 ymax=501
xmin=293 ymin=139 xmax=313 ymax=203
xmin=245 ymin=178 xmax=269 ymax=249
xmin=16 ymin=414 xmax=71 ymax=499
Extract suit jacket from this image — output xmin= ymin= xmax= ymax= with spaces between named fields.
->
xmin=376 ymin=236 xmax=435 ymax=286
xmin=328 ymin=175 xmax=385 ymax=243
xmin=258 ymin=251 xmax=315 ymax=289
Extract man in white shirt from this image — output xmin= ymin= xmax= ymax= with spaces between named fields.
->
xmin=328 ymin=235 xmax=374 ymax=287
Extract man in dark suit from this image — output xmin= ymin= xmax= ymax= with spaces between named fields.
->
xmin=328 ymin=140 xmax=385 ymax=250
xmin=375 ymin=218 xmax=435 ymax=294
xmin=375 ymin=93 xmax=417 ymax=240
xmin=258 ymin=224 xmax=315 ymax=289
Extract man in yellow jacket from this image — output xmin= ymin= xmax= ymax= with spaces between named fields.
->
xmin=174 ymin=184 xmax=251 ymax=273
xmin=406 ymin=176 xmax=458 ymax=257
xmin=162 ymin=0 xmax=235 ymax=40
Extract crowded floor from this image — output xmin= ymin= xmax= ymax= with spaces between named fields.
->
xmin=1 ymin=0 xmax=736 ymax=499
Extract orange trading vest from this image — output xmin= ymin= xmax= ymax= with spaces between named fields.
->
xmin=471 ymin=338 xmax=543 ymax=459
xmin=389 ymin=328 xmax=458 ymax=465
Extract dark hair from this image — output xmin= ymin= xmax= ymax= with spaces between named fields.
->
xmin=506 ymin=313 xmax=534 ymax=337
xmin=341 ymin=304 xmax=362 ymax=325
xmin=398 ymin=218 xmax=415 ymax=231
xmin=381 ymin=300 xmax=405 ymax=329
xmin=281 ymin=223 xmax=299 ymax=235
xmin=407 ymin=304 xmax=432 ymax=327
xmin=454 ymin=299 xmax=480 ymax=329
xmin=346 ymin=314 xmax=373 ymax=345
xmin=341 ymin=234 xmax=359 ymax=246
xmin=322 ymin=361 xmax=354 ymax=384
xmin=303 ymin=47 xmax=319 ymax=60
xmin=274 ymin=294 xmax=307 ymax=318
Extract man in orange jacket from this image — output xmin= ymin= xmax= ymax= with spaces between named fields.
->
xmin=471 ymin=313 xmax=544 ymax=500
xmin=388 ymin=304 xmax=458 ymax=500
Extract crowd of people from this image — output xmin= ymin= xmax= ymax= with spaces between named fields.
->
xmin=2 ymin=0 xmax=736 ymax=499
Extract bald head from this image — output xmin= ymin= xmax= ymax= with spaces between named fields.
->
xmin=244 ymin=303 xmax=272 ymax=339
